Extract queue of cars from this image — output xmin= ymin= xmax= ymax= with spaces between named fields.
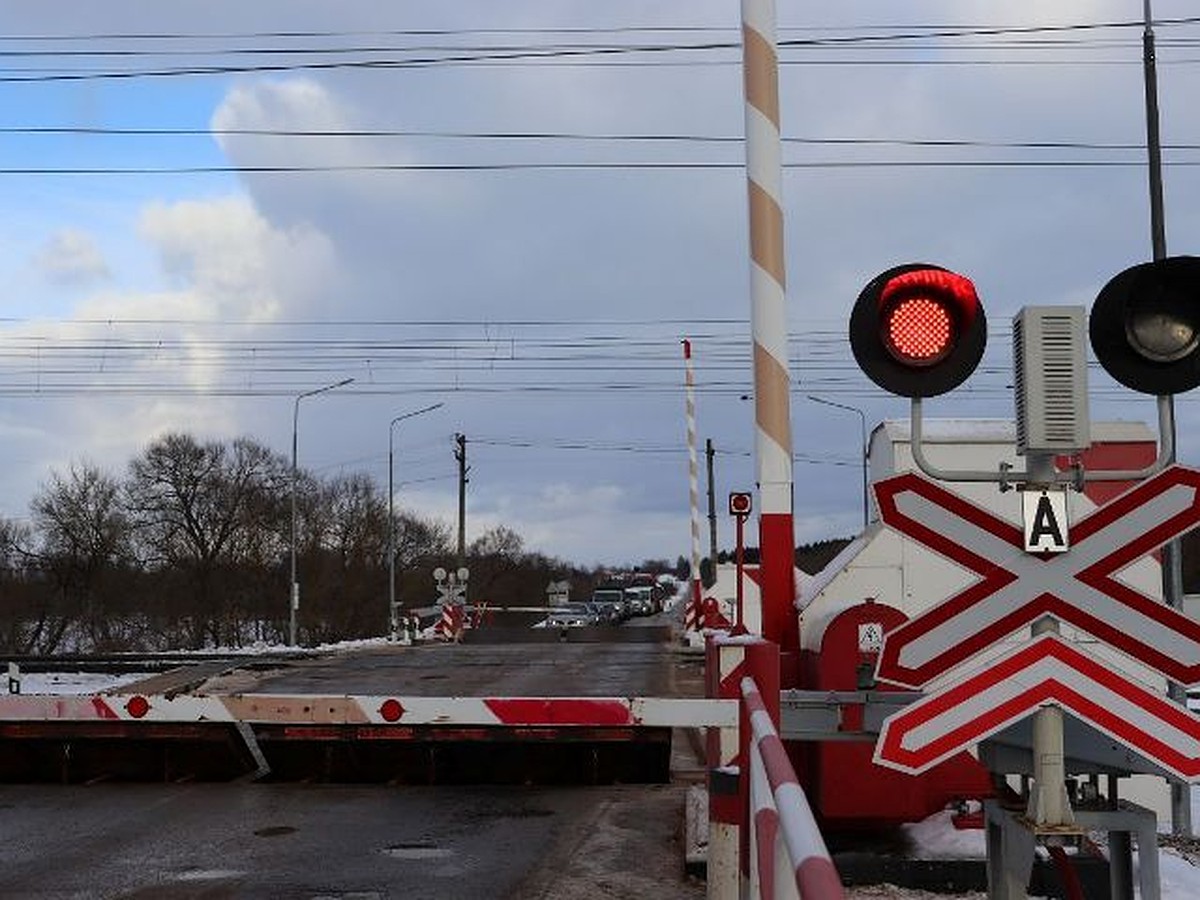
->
xmin=538 ymin=580 xmax=670 ymax=628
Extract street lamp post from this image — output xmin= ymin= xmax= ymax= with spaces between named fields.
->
xmin=290 ymin=377 xmax=354 ymax=646
xmin=388 ymin=402 xmax=444 ymax=640
xmin=807 ymin=395 xmax=869 ymax=530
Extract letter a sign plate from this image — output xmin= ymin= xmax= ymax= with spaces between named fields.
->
xmin=1023 ymin=488 xmax=1068 ymax=553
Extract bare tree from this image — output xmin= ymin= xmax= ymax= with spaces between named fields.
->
xmin=125 ymin=433 xmax=288 ymax=647
xmin=465 ymin=525 xmax=528 ymax=606
xmin=30 ymin=461 xmax=133 ymax=649
xmin=393 ymin=511 xmax=452 ymax=569
xmin=303 ymin=473 xmax=388 ymax=641
xmin=321 ymin=473 xmax=389 ymax=568
xmin=0 ymin=516 xmax=62 ymax=653
xmin=469 ymin=526 xmax=524 ymax=559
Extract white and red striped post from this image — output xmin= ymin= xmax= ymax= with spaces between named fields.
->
xmin=706 ymin=634 xmax=752 ymax=897
xmin=683 ymin=339 xmax=705 ymax=634
xmin=741 ymin=0 xmax=797 ymax=654
xmin=743 ymin=674 xmax=843 ymax=899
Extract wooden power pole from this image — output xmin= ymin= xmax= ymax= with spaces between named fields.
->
xmin=454 ymin=433 xmax=468 ymax=566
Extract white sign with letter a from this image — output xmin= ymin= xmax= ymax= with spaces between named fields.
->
xmin=1022 ymin=488 xmax=1069 ymax=553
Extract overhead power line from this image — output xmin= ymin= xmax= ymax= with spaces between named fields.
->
xmin=1 ymin=17 xmax=1199 ymax=81
xmin=2 ymin=160 xmax=1197 ymax=176
xmin=3 ymin=125 xmax=1196 ymax=154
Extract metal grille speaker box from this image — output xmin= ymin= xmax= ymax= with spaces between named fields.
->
xmin=1012 ymin=306 xmax=1091 ymax=455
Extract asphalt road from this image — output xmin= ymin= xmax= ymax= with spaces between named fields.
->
xmin=1 ymin=612 xmax=708 ymax=897
xmin=0 ymin=780 xmax=703 ymax=899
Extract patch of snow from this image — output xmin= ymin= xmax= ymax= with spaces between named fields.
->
xmin=901 ymin=810 xmax=985 ymax=860
xmin=890 ymin=805 xmax=1200 ymax=900
xmin=17 ymin=671 xmax=153 ymax=695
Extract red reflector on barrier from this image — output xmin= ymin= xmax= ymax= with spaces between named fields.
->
xmin=125 ymin=695 xmax=150 ymax=719
xmin=379 ymin=699 xmax=405 ymax=722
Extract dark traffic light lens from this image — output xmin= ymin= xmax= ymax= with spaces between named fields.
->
xmin=1088 ymin=256 xmax=1200 ymax=395
xmin=882 ymin=296 xmax=955 ymax=365
xmin=1126 ymin=294 xmax=1199 ymax=363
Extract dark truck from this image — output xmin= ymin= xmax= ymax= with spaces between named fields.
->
xmin=590 ymin=587 xmax=628 ymax=624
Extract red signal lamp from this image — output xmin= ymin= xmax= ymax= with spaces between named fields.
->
xmin=728 ymin=491 xmax=753 ymax=516
xmin=850 ymin=264 xmax=986 ymax=398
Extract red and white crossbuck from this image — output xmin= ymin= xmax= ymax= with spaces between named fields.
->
xmin=871 ymin=465 xmax=1200 ymax=780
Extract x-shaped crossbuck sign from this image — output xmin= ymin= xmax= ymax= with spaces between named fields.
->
xmin=873 ymin=465 xmax=1200 ymax=689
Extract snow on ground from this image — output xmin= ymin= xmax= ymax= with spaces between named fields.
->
xmin=8 ymin=636 xmax=399 ymax=696
xmin=16 ymin=670 xmax=154 ymax=694
xmin=839 ymin=806 xmax=1200 ymax=899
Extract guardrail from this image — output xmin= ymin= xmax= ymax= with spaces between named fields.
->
xmin=743 ymin=675 xmax=843 ymax=899
xmin=706 ymin=634 xmax=844 ymax=900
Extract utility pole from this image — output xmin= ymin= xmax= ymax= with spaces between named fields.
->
xmin=706 ymin=438 xmax=718 ymax=570
xmin=1142 ymin=0 xmax=1190 ymax=838
xmin=454 ymin=433 xmax=468 ymax=567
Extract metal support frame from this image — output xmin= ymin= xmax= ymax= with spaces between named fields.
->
xmin=909 ymin=395 xmax=1174 ymax=489
xmin=985 ymin=800 xmax=1159 ymax=900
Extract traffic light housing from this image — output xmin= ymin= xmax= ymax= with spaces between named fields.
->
xmin=849 ymin=263 xmax=987 ymax=398
xmin=1089 ymin=256 xmax=1200 ymax=395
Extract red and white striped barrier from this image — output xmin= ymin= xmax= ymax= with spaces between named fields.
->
xmin=742 ymin=676 xmax=843 ymax=899
xmin=433 ymin=603 xmax=465 ymax=641
xmin=683 ymin=338 xmax=705 ymax=634
xmin=0 ymin=692 xmax=735 ymax=729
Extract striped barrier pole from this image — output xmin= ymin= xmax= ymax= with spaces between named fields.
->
xmin=0 ymin=692 xmax=736 ymax=729
xmin=742 ymin=676 xmax=843 ymax=899
xmin=741 ymin=0 xmax=797 ymax=652
xmin=683 ymin=338 xmax=704 ymax=634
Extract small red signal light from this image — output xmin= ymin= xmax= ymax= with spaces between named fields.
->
xmin=850 ymin=264 xmax=986 ymax=398
xmin=728 ymin=492 xmax=752 ymax=516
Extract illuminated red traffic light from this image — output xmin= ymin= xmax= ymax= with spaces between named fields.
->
xmin=850 ymin=264 xmax=986 ymax=398
xmin=883 ymin=296 xmax=954 ymax=364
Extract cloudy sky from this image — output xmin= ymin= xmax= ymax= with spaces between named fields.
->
xmin=1 ymin=1 xmax=1198 ymax=567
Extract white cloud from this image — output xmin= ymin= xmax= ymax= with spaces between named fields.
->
xmin=33 ymin=229 xmax=111 ymax=287
xmin=130 ymin=195 xmax=335 ymax=322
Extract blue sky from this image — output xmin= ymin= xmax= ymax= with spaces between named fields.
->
xmin=0 ymin=1 xmax=1198 ymax=566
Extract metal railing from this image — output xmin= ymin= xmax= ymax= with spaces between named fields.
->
xmin=742 ymin=675 xmax=844 ymax=899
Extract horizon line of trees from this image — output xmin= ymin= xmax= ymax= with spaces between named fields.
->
xmin=0 ymin=432 xmax=683 ymax=654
